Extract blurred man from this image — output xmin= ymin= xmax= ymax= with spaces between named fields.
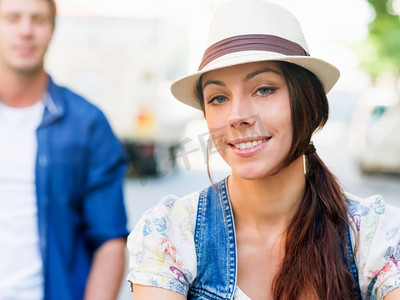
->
xmin=0 ymin=0 xmax=129 ymax=299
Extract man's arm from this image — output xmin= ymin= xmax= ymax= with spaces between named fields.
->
xmin=81 ymin=108 xmax=129 ymax=299
xmin=84 ymin=238 xmax=126 ymax=300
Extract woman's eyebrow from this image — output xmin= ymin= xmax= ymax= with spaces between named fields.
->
xmin=243 ymin=67 xmax=281 ymax=83
xmin=202 ymin=67 xmax=280 ymax=89
xmin=202 ymin=80 xmax=226 ymax=89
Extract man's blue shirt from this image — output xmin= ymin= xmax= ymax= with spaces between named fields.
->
xmin=36 ymin=77 xmax=129 ymax=299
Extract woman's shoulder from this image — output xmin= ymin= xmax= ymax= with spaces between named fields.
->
xmin=345 ymin=192 xmax=378 ymax=213
xmin=152 ymin=191 xmax=200 ymax=217
xmin=132 ymin=190 xmax=201 ymax=238
xmin=344 ymin=192 xmax=400 ymax=220
xmin=345 ymin=192 xmax=400 ymax=238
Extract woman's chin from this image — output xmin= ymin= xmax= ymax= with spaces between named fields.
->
xmin=231 ymin=167 xmax=273 ymax=181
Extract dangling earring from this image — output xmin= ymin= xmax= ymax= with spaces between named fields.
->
xmin=303 ymin=154 xmax=307 ymax=175
xmin=206 ymin=137 xmax=214 ymax=184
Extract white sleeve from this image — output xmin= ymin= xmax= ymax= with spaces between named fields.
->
xmin=126 ymin=192 xmax=199 ymax=296
xmin=348 ymin=194 xmax=400 ymax=299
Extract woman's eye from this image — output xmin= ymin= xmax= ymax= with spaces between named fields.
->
xmin=255 ymin=87 xmax=274 ymax=96
xmin=208 ymin=95 xmax=227 ymax=105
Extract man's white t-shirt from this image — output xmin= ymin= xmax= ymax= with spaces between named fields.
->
xmin=0 ymin=101 xmax=45 ymax=299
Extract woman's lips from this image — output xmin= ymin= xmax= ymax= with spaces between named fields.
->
xmin=229 ymin=137 xmax=271 ymax=157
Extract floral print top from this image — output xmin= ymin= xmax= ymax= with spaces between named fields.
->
xmin=127 ymin=190 xmax=400 ymax=299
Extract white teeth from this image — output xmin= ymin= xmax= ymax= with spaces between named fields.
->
xmin=234 ymin=139 xmax=267 ymax=150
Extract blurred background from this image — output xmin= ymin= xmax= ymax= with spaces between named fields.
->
xmin=47 ymin=0 xmax=400 ymax=298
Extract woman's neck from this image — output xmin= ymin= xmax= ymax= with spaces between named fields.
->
xmin=228 ymin=155 xmax=305 ymax=232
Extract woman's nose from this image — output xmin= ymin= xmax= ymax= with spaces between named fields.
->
xmin=228 ymin=97 xmax=256 ymax=128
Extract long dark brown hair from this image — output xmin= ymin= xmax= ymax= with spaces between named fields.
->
xmin=196 ymin=61 xmax=355 ymax=299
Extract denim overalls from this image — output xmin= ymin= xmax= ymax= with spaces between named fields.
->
xmin=188 ymin=178 xmax=362 ymax=300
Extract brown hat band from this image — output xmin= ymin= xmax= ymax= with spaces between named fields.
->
xmin=199 ymin=34 xmax=310 ymax=70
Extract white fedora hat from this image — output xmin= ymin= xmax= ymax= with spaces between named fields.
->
xmin=171 ymin=0 xmax=340 ymax=110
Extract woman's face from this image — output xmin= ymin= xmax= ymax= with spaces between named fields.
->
xmin=202 ymin=61 xmax=293 ymax=180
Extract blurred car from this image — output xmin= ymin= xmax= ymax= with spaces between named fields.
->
xmin=349 ymin=87 xmax=400 ymax=173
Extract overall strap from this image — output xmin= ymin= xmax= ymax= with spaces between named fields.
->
xmin=188 ymin=179 xmax=237 ymax=300
xmin=189 ymin=180 xmax=361 ymax=299
xmin=343 ymin=224 xmax=362 ymax=300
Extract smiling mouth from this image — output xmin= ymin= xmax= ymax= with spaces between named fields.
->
xmin=230 ymin=137 xmax=271 ymax=150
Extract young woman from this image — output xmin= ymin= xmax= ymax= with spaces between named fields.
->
xmin=127 ymin=1 xmax=400 ymax=299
